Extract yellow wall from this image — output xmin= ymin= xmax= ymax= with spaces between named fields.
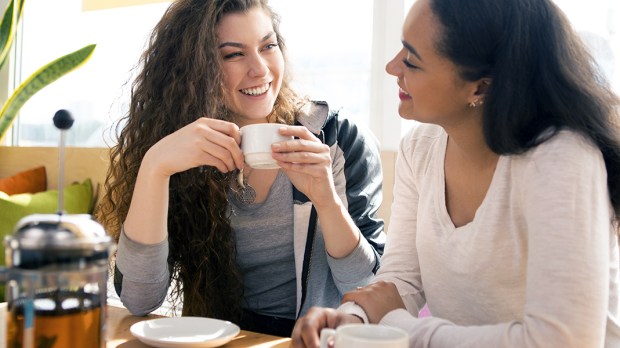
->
xmin=0 ymin=147 xmax=108 ymax=190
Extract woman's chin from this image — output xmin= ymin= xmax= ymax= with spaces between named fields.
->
xmin=235 ymin=113 xmax=271 ymax=125
xmin=398 ymin=106 xmax=418 ymax=121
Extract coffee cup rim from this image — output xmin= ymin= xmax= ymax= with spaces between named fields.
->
xmin=336 ymin=323 xmax=408 ymax=339
xmin=240 ymin=123 xmax=283 ymax=131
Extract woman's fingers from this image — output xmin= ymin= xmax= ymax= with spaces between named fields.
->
xmin=197 ymin=137 xmax=238 ymax=172
xmin=291 ymin=307 xmax=364 ymax=348
xmin=197 ymin=118 xmax=244 ymax=170
xmin=147 ymin=118 xmax=244 ymax=176
xmin=291 ymin=307 xmax=329 ymax=348
xmin=271 ymin=126 xmax=330 ymax=168
xmin=199 ymin=152 xmax=231 ymax=173
xmin=272 ymin=149 xmax=327 ymax=164
xmin=277 ymin=124 xmax=317 ymax=141
xmin=201 ymin=117 xmax=242 ymax=144
xmin=291 ymin=307 xmax=343 ymax=348
xmin=272 ymin=138 xmax=327 ymax=155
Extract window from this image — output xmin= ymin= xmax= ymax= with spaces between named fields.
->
xmin=4 ymin=1 xmax=618 ymax=149
xmin=4 ymin=0 xmax=377 ymax=148
xmin=553 ymin=0 xmax=619 ymax=92
xmin=9 ymin=0 xmax=172 ymax=147
xmin=270 ymin=0 xmax=373 ymax=126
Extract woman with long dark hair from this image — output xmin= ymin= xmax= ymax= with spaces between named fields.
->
xmin=97 ymin=0 xmax=385 ymax=337
xmin=293 ymin=0 xmax=620 ymax=346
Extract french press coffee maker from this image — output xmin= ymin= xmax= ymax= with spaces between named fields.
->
xmin=1 ymin=110 xmax=114 ymax=348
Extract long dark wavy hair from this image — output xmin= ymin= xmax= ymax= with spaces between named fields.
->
xmin=97 ymin=0 xmax=300 ymax=321
xmin=429 ymin=0 xmax=620 ymax=220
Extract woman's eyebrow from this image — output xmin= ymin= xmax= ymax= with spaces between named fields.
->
xmin=261 ymin=32 xmax=275 ymax=41
xmin=219 ymin=32 xmax=275 ymax=49
xmin=402 ymin=40 xmax=423 ymax=61
xmin=219 ymin=41 xmax=243 ymax=49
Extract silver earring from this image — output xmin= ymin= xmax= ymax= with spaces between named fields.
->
xmin=468 ymin=99 xmax=484 ymax=108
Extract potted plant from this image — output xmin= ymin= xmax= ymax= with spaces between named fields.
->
xmin=0 ymin=0 xmax=96 ymax=301
xmin=0 ymin=0 xmax=95 ymax=142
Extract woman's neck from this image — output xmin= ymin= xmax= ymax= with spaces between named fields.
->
xmin=235 ymin=116 xmax=269 ymax=128
xmin=444 ymin=119 xmax=498 ymax=170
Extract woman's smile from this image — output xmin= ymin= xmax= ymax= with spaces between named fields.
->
xmin=240 ymin=82 xmax=271 ymax=97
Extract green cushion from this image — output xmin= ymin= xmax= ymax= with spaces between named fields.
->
xmin=0 ymin=178 xmax=94 ymax=247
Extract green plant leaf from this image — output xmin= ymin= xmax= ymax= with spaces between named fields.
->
xmin=0 ymin=0 xmax=25 ymax=71
xmin=0 ymin=43 xmax=96 ymax=142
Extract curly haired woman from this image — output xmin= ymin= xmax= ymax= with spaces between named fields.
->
xmin=97 ymin=0 xmax=385 ymax=337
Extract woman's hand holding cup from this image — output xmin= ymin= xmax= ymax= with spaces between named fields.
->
xmin=291 ymin=307 xmax=363 ymax=348
xmin=146 ymin=118 xmax=244 ymax=176
xmin=270 ymin=125 xmax=339 ymax=209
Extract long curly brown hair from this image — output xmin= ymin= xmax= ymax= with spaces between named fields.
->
xmin=97 ymin=0 xmax=300 ymax=321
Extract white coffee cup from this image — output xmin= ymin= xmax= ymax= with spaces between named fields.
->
xmin=320 ymin=323 xmax=409 ymax=348
xmin=240 ymin=123 xmax=293 ymax=169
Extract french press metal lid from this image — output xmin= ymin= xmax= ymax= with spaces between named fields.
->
xmin=4 ymin=213 xmax=113 ymax=270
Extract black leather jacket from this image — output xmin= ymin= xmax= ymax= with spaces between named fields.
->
xmin=293 ymin=100 xmax=385 ymax=316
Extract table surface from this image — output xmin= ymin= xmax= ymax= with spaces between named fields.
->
xmin=105 ymin=304 xmax=292 ymax=348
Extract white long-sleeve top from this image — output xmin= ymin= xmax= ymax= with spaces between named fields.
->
xmin=345 ymin=123 xmax=620 ymax=347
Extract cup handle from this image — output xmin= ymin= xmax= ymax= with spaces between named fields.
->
xmin=319 ymin=328 xmax=336 ymax=348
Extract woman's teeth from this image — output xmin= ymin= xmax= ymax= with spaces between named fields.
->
xmin=241 ymin=83 xmax=269 ymax=96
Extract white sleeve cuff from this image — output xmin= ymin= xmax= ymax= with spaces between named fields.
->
xmin=337 ymin=301 xmax=369 ymax=323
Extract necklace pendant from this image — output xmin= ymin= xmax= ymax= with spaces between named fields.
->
xmin=236 ymin=185 xmax=256 ymax=205
xmin=233 ymin=168 xmax=256 ymax=205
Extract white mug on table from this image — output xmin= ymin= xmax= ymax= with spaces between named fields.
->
xmin=320 ymin=323 xmax=409 ymax=348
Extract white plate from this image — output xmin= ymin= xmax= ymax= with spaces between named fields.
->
xmin=130 ymin=317 xmax=241 ymax=348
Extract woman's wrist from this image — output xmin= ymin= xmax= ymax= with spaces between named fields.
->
xmin=313 ymin=192 xmax=343 ymax=212
xmin=141 ymin=148 xmax=172 ymax=181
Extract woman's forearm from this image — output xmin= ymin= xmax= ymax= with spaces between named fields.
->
xmin=315 ymin=198 xmax=361 ymax=259
xmin=124 ymin=150 xmax=171 ymax=244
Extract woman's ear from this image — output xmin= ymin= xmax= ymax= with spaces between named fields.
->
xmin=467 ymin=78 xmax=491 ymax=107
xmin=474 ymin=78 xmax=491 ymax=97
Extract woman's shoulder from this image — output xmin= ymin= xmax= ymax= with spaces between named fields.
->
xmin=394 ymin=123 xmax=446 ymax=177
xmin=297 ymin=99 xmax=362 ymax=129
xmin=526 ymin=128 xmax=601 ymax=162
xmin=514 ymin=128 xmax=604 ymax=177
xmin=296 ymin=100 xmax=329 ymax=133
xmin=403 ymin=122 xmax=444 ymax=139
xmin=400 ymin=122 xmax=445 ymax=155
xmin=298 ymin=100 xmax=380 ymax=149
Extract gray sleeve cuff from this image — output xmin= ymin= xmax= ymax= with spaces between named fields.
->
xmin=326 ymin=233 xmax=377 ymax=290
xmin=115 ymin=226 xmax=169 ymax=284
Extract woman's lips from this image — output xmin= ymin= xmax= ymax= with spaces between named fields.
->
xmin=240 ymin=82 xmax=270 ymax=96
xmin=399 ymin=88 xmax=412 ymax=100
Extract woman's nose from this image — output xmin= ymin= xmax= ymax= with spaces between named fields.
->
xmin=248 ymin=53 xmax=269 ymax=77
xmin=385 ymin=49 xmax=404 ymax=76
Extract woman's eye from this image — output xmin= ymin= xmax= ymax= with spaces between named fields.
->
xmin=402 ymin=58 xmax=419 ymax=70
xmin=264 ymin=42 xmax=279 ymax=50
xmin=223 ymin=52 xmax=243 ymax=60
